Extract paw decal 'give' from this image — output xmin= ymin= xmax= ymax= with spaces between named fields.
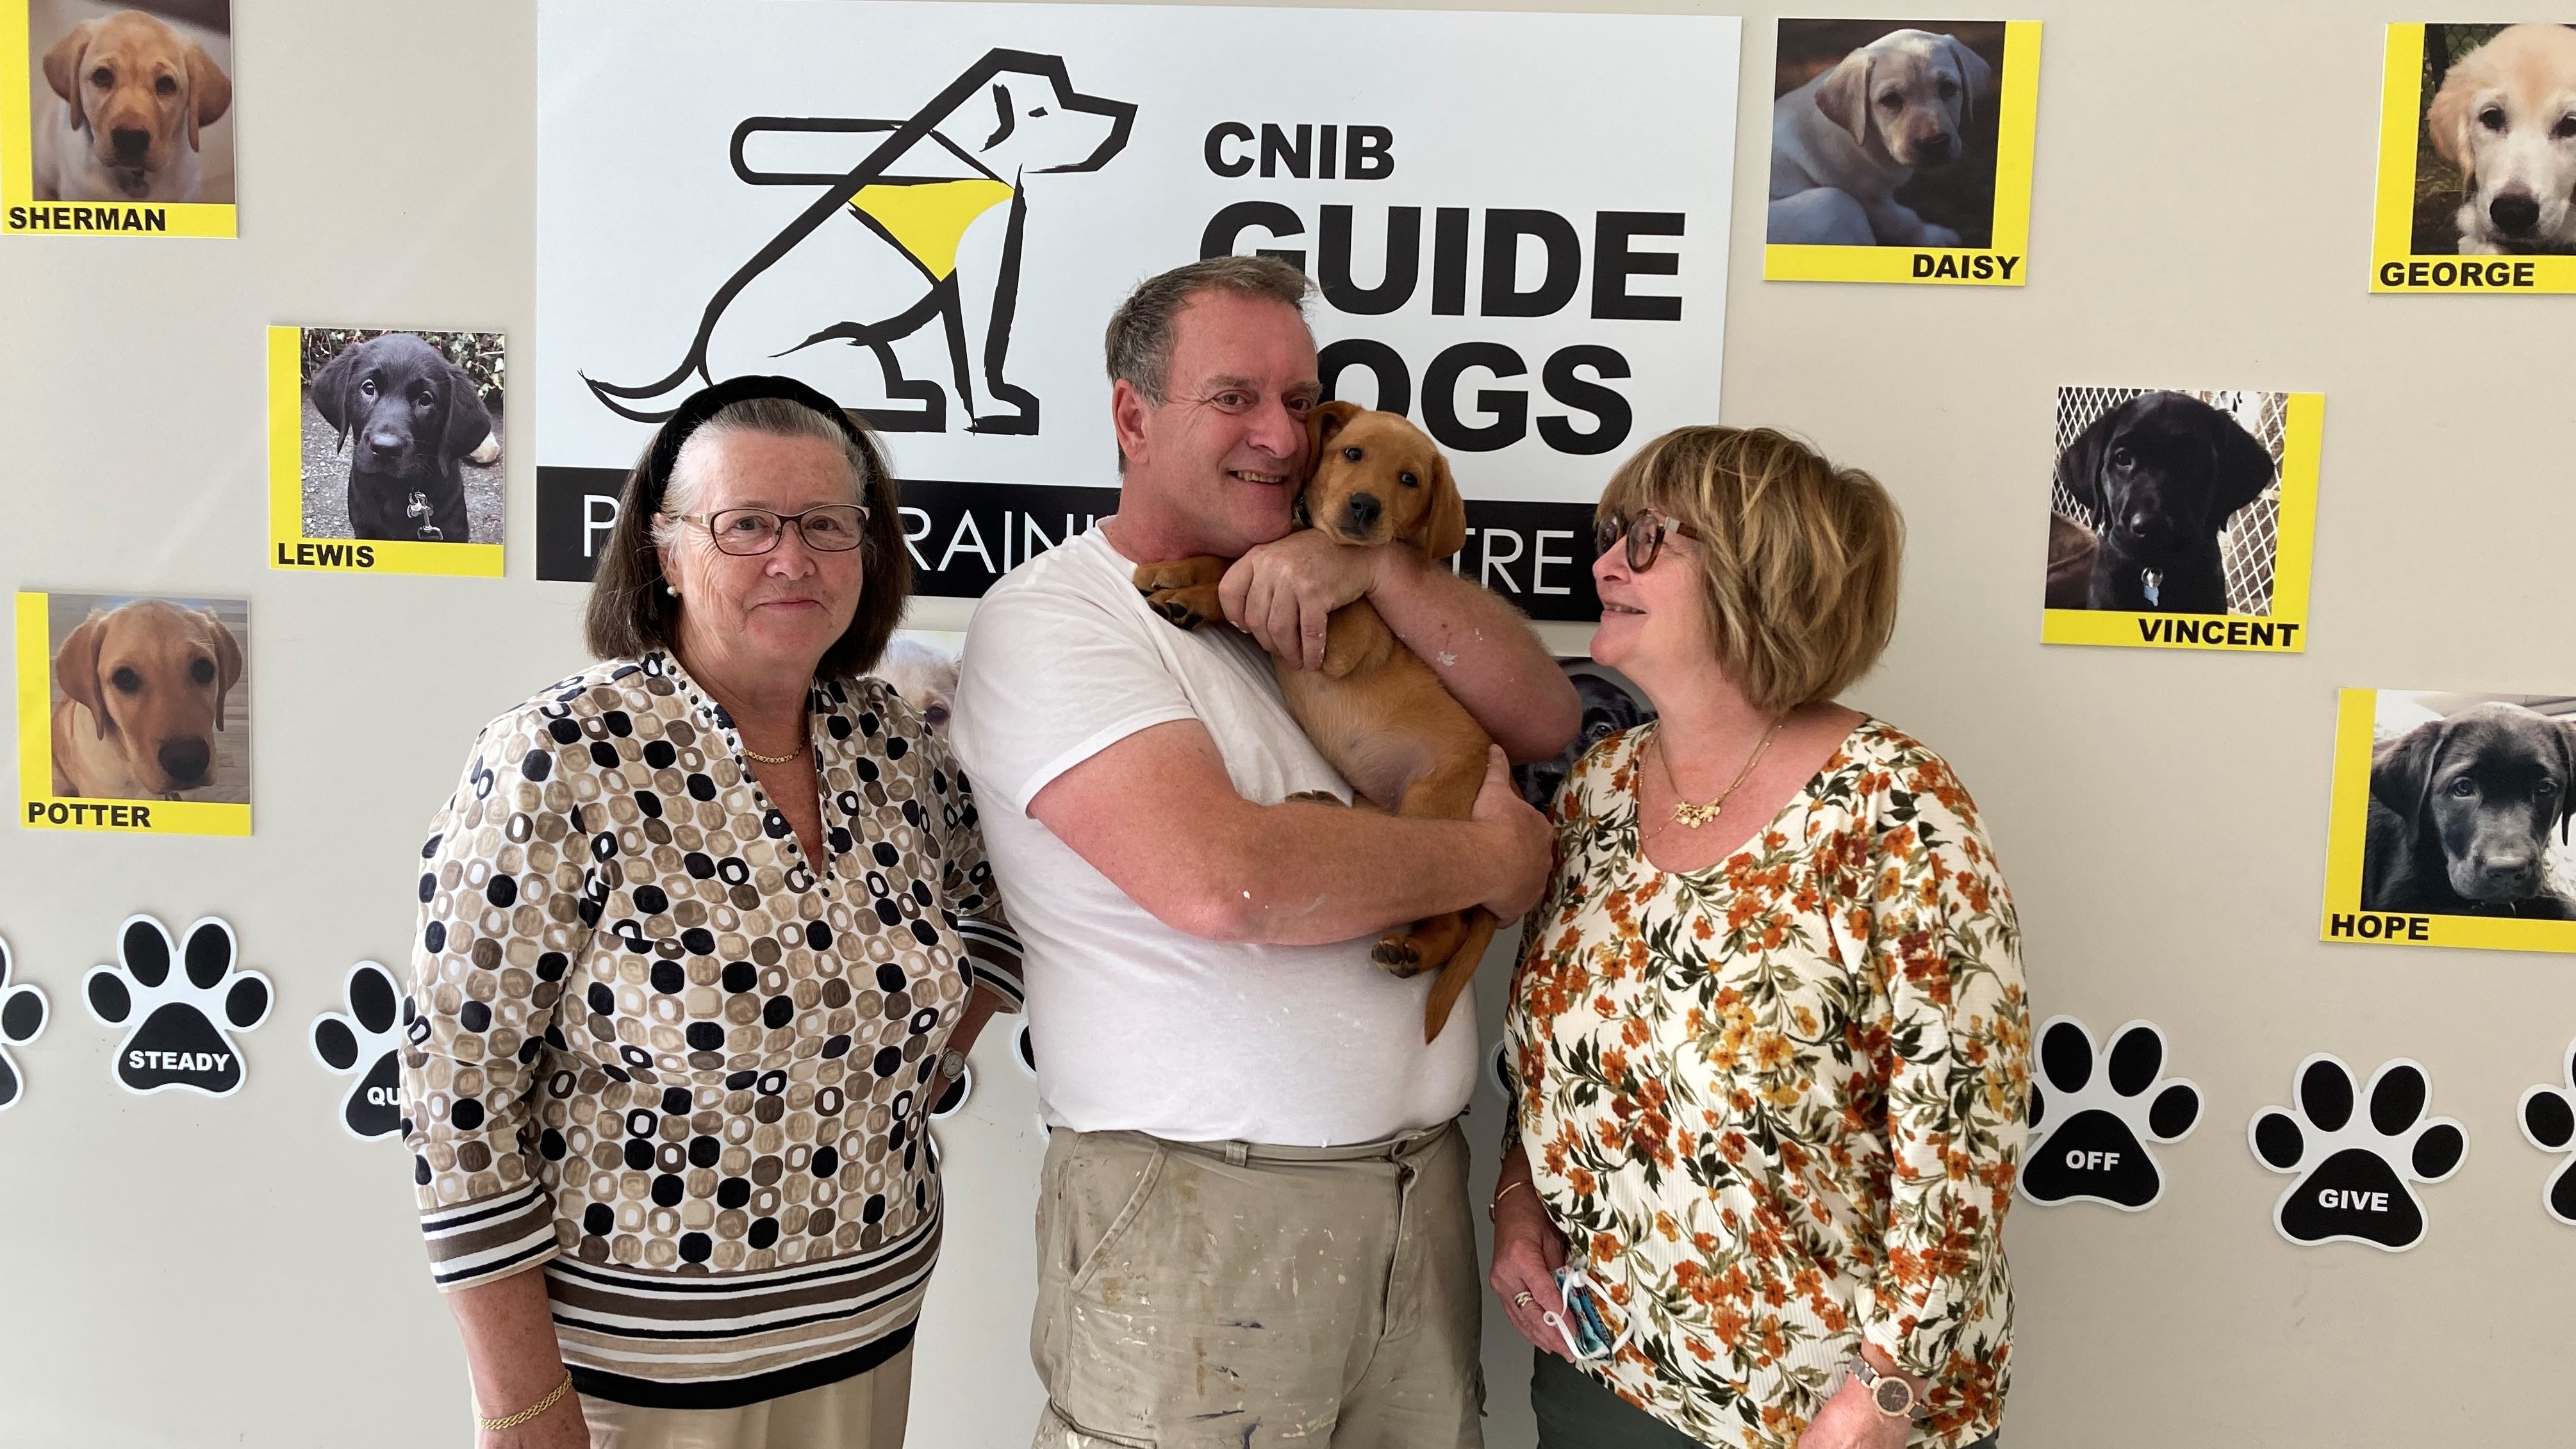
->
xmin=83 ymin=915 xmax=272 ymax=1097
xmin=0 ymin=936 xmax=49 ymax=1111
xmin=310 ymin=962 xmax=416 ymax=1140
xmin=2515 ymin=1038 xmax=2576 ymax=1227
xmin=2019 ymin=1016 xmax=2200 ymax=1210
xmin=2249 ymin=1055 xmax=2465 ymax=1251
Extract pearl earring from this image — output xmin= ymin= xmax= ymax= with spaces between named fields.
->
xmin=666 ymin=584 xmax=681 ymax=596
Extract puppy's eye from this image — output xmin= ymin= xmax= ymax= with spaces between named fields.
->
xmin=2108 ymin=446 xmax=2134 ymax=470
xmin=359 ymin=379 xmax=377 ymax=398
xmin=154 ymin=75 xmax=178 ymax=97
xmin=924 ymin=704 xmax=951 ymax=728
xmin=2541 ymin=781 xmax=2562 ymax=798
xmin=1399 ymin=471 xmax=1420 ymax=488
xmin=190 ymin=658 xmax=215 ymax=685
xmin=2448 ymin=778 xmax=2477 ymax=798
xmin=1879 ymin=93 xmax=1903 ymax=110
xmin=1938 ymin=78 xmax=1959 ymax=97
xmin=1342 ymin=446 xmax=1363 ymax=462
xmin=413 ymin=387 xmax=437 ymax=408
xmin=2555 ymin=115 xmax=2576 ymax=141
xmin=110 ymin=667 xmax=142 ymax=694
xmin=2481 ymin=107 xmax=2507 ymax=132
xmin=90 ymin=67 xmax=112 ymax=88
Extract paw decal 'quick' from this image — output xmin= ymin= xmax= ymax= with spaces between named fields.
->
xmin=2516 ymin=1038 xmax=2576 ymax=1227
xmin=0 ymin=936 xmax=49 ymax=1110
xmin=2249 ymin=1055 xmax=2465 ymax=1250
xmin=2019 ymin=1016 xmax=2200 ymax=1210
xmin=310 ymin=962 xmax=415 ymax=1140
xmin=83 ymin=915 xmax=272 ymax=1097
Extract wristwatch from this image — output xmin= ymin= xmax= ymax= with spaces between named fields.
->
xmin=1844 ymin=1355 xmax=1922 ymax=1421
xmin=937 ymin=1047 xmax=968 ymax=1084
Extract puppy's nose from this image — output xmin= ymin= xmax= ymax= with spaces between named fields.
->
xmin=2491 ymin=191 xmax=2541 ymax=235
xmin=1344 ymin=493 xmax=1382 ymax=530
xmin=368 ymin=429 xmax=407 ymax=455
xmin=158 ymin=737 xmax=210 ymax=785
xmin=2120 ymin=511 xmax=2161 ymax=544
xmin=110 ymin=127 xmax=150 ymax=162
xmin=1917 ymin=133 xmax=1954 ymax=163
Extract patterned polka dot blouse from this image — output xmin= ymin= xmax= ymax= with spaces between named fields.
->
xmin=400 ymin=651 xmax=1021 ymax=1410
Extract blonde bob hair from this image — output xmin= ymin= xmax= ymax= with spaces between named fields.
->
xmin=1598 ymin=427 xmax=1903 ymax=715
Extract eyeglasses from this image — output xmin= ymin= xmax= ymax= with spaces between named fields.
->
xmin=670 ymin=504 xmax=870 ymax=556
xmin=1593 ymin=507 xmax=1696 ymax=573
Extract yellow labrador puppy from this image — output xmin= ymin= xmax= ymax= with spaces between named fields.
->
xmin=2428 ymin=24 xmax=2576 ymax=255
xmin=51 ymin=602 xmax=244 ymax=800
xmin=33 ymin=10 xmax=232 ymax=204
xmin=1769 ymin=28 xmax=1993 ymax=247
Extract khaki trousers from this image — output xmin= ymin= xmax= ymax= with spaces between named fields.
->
xmin=1030 ymin=1119 xmax=1483 ymax=1449
xmin=577 ymin=1345 xmax=912 ymax=1449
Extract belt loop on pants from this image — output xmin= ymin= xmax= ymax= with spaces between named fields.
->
xmin=1224 ymin=1141 xmax=1250 ymax=1166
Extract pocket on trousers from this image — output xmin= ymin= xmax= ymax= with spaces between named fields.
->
xmin=1062 ymin=1136 xmax=1168 ymax=1295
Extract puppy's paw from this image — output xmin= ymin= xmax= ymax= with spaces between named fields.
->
xmin=1920 ymin=224 xmax=1961 ymax=247
xmin=1373 ymin=935 xmax=1426 ymax=978
xmin=1284 ymin=790 xmax=1346 ymax=806
xmin=1132 ymin=557 xmax=1228 ymax=593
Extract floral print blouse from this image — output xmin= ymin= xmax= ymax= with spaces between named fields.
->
xmin=1505 ymin=721 xmax=2028 ymax=1448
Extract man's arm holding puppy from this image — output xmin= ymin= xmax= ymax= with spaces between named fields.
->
xmin=1219 ymin=530 xmax=1581 ymax=764
xmin=1031 ymin=723 xmax=1551 ymax=946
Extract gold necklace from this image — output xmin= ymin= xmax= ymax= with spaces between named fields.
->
xmin=740 ymin=733 xmax=807 ymax=765
xmin=1656 ymin=716 xmax=1786 ymax=829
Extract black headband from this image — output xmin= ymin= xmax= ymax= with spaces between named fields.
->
xmin=638 ymin=374 xmax=876 ymax=512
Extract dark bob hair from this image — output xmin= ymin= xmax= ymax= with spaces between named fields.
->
xmin=583 ymin=377 xmax=911 ymax=681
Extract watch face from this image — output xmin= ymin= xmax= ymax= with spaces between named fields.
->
xmin=1873 ymin=1378 xmax=1913 ymax=1417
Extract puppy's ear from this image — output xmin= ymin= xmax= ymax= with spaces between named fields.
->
xmin=440 ymin=359 xmax=497 ymax=470
xmin=1814 ymin=49 xmax=1876 ymax=148
xmin=1417 ymin=453 xmax=1468 ymax=563
xmin=2052 ymin=403 xmax=2123 ymax=523
xmin=183 ymin=40 xmax=231 ymax=151
xmin=42 ymin=21 xmax=95 ymax=131
xmin=2558 ymin=721 xmax=2576 ymax=846
xmin=1309 ymin=400 xmax=1363 ymax=450
xmin=2206 ymin=412 xmax=2277 ymax=523
xmin=2426 ymin=65 xmax=2476 ymax=181
xmin=310 ymin=344 xmax=359 ymax=447
xmin=1944 ymin=34 xmax=1995 ymax=127
xmin=201 ymin=610 xmax=244 ymax=733
xmin=54 ymin=610 xmax=111 ymax=739
xmin=2370 ymin=720 xmax=2446 ymax=835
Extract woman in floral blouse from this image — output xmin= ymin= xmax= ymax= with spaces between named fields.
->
xmin=1492 ymin=427 xmax=2027 ymax=1449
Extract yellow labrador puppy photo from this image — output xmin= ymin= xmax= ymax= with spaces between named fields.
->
xmin=2417 ymin=23 xmax=2576 ymax=256
xmin=1769 ymin=20 xmax=2001 ymax=248
xmin=47 ymin=595 xmax=249 ymax=803
xmin=29 ymin=1 xmax=235 ymax=204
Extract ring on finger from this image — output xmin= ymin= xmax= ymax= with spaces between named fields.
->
xmin=1514 ymin=1291 xmax=1534 ymax=1308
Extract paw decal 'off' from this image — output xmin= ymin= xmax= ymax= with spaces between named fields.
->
xmin=310 ymin=962 xmax=417 ymax=1139
xmin=2515 ymin=1038 xmax=2576 ymax=1227
xmin=0 ymin=936 xmax=50 ymax=1110
xmin=2249 ymin=1055 xmax=2465 ymax=1250
xmin=84 ymin=915 xmax=272 ymax=1097
xmin=2019 ymin=1017 xmax=2200 ymax=1210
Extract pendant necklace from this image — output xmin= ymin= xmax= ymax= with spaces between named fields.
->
xmin=1657 ymin=716 xmax=1787 ymax=829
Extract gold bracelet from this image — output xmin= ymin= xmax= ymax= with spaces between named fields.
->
xmin=478 ymin=1370 xmax=574 ymax=1432
xmin=1489 ymin=1178 xmax=1535 ymax=1222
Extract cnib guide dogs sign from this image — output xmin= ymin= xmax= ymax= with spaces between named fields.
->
xmin=534 ymin=0 xmax=1739 ymax=621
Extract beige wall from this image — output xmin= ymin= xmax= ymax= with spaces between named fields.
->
xmin=1 ymin=1 xmax=2566 ymax=1446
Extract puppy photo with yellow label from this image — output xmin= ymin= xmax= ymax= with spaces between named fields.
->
xmin=2323 ymin=689 xmax=2576 ymax=953
xmin=4 ymin=0 xmax=234 ymax=235
xmin=2372 ymin=23 xmax=2576 ymax=293
xmin=16 ymin=591 xmax=250 ymax=835
xmin=2041 ymin=386 xmax=2322 ymax=653
xmin=268 ymin=326 xmax=505 ymax=577
xmin=1764 ymin=18 xmax=2039 ymax=286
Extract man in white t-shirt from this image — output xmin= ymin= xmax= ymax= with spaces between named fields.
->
xmin=948 ymin=256 xmax=1578 ymax=1448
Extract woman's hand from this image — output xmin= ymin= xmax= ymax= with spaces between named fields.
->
xmin=1488 ymin=1149 xmax=1574 ymax=1359
xmin=1794 ymin=1350 xmax=1924 ymax=1449
xmin=481 ymin=1393 xmax=588 ymax=1449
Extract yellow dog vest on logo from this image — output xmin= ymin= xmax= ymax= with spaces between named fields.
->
xmin=850 ymin=179 xmax=1015 ymax=281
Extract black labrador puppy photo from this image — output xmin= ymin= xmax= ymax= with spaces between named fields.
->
xmin=2365 ymin=702 xmax=2576 ymax=917
xmin=2049 ymin=391 xmax=2275 ymax=613
xmin=311 ymin=333 xmax=495 ymax=543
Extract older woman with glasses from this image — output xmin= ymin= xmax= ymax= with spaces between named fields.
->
xmin=400 ymin=376 xmax=1021 ymax=1449
xmin=1490 ymin=427 xmax=2028 ymax=1449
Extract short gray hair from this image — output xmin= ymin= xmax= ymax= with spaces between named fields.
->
xmin=648 ymin=395 xmax=877 ymax=553
xmin=1105 ymin=255 xmax=1313 ymax=404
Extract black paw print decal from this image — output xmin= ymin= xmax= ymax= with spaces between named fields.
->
xmin=2249 ymin=1055 xmax=2465 ymax=1250
xmin=2516 ymin=1038 xmax=2576 ymax=1227
xmin=0 ymin=936 xmax=49 ymax=1111
xmin=2019 ymin=1016 xmax=2200 ymax=1210
xmin=310 ymin=962 xmax=416 ymax=1140
xmin=83 ymin=915 xmax=272 ymax=1097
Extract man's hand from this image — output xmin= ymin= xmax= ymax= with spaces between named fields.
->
xmin=1221 ymin=530 xmax=1387 ymax=670
xmin=1473 ymin=747 xmax=1553 ymax=919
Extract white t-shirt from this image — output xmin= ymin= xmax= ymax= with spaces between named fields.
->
xmin=948 ymin=525 xmax=1477 ymax=1145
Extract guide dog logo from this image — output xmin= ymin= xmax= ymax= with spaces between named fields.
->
xmin=586 ymin=49 xmax=1134 ymax=435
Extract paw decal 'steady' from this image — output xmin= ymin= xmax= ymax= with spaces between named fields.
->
xmin=2019 ymin=1016 xmax=2200 ymax=1210
xmin=83 ymin=915 xmax=272 ymax=1097
xmin=2249 ymin=1054 xmax=2465 ymax=1250
xmin=310 ymin=962 xmax=416 ymax=1140
xmin=0 ymin=936 xmax=50 ymax=1111
xmin=2516 ymin=1038 xmax=2576 ymax=1227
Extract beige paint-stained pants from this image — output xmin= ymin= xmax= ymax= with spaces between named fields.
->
xmin=577 ymin=1345 xmax=912 ymax=1449
xmin=1030 ymin=1120 xmax=1484 ymax=1449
